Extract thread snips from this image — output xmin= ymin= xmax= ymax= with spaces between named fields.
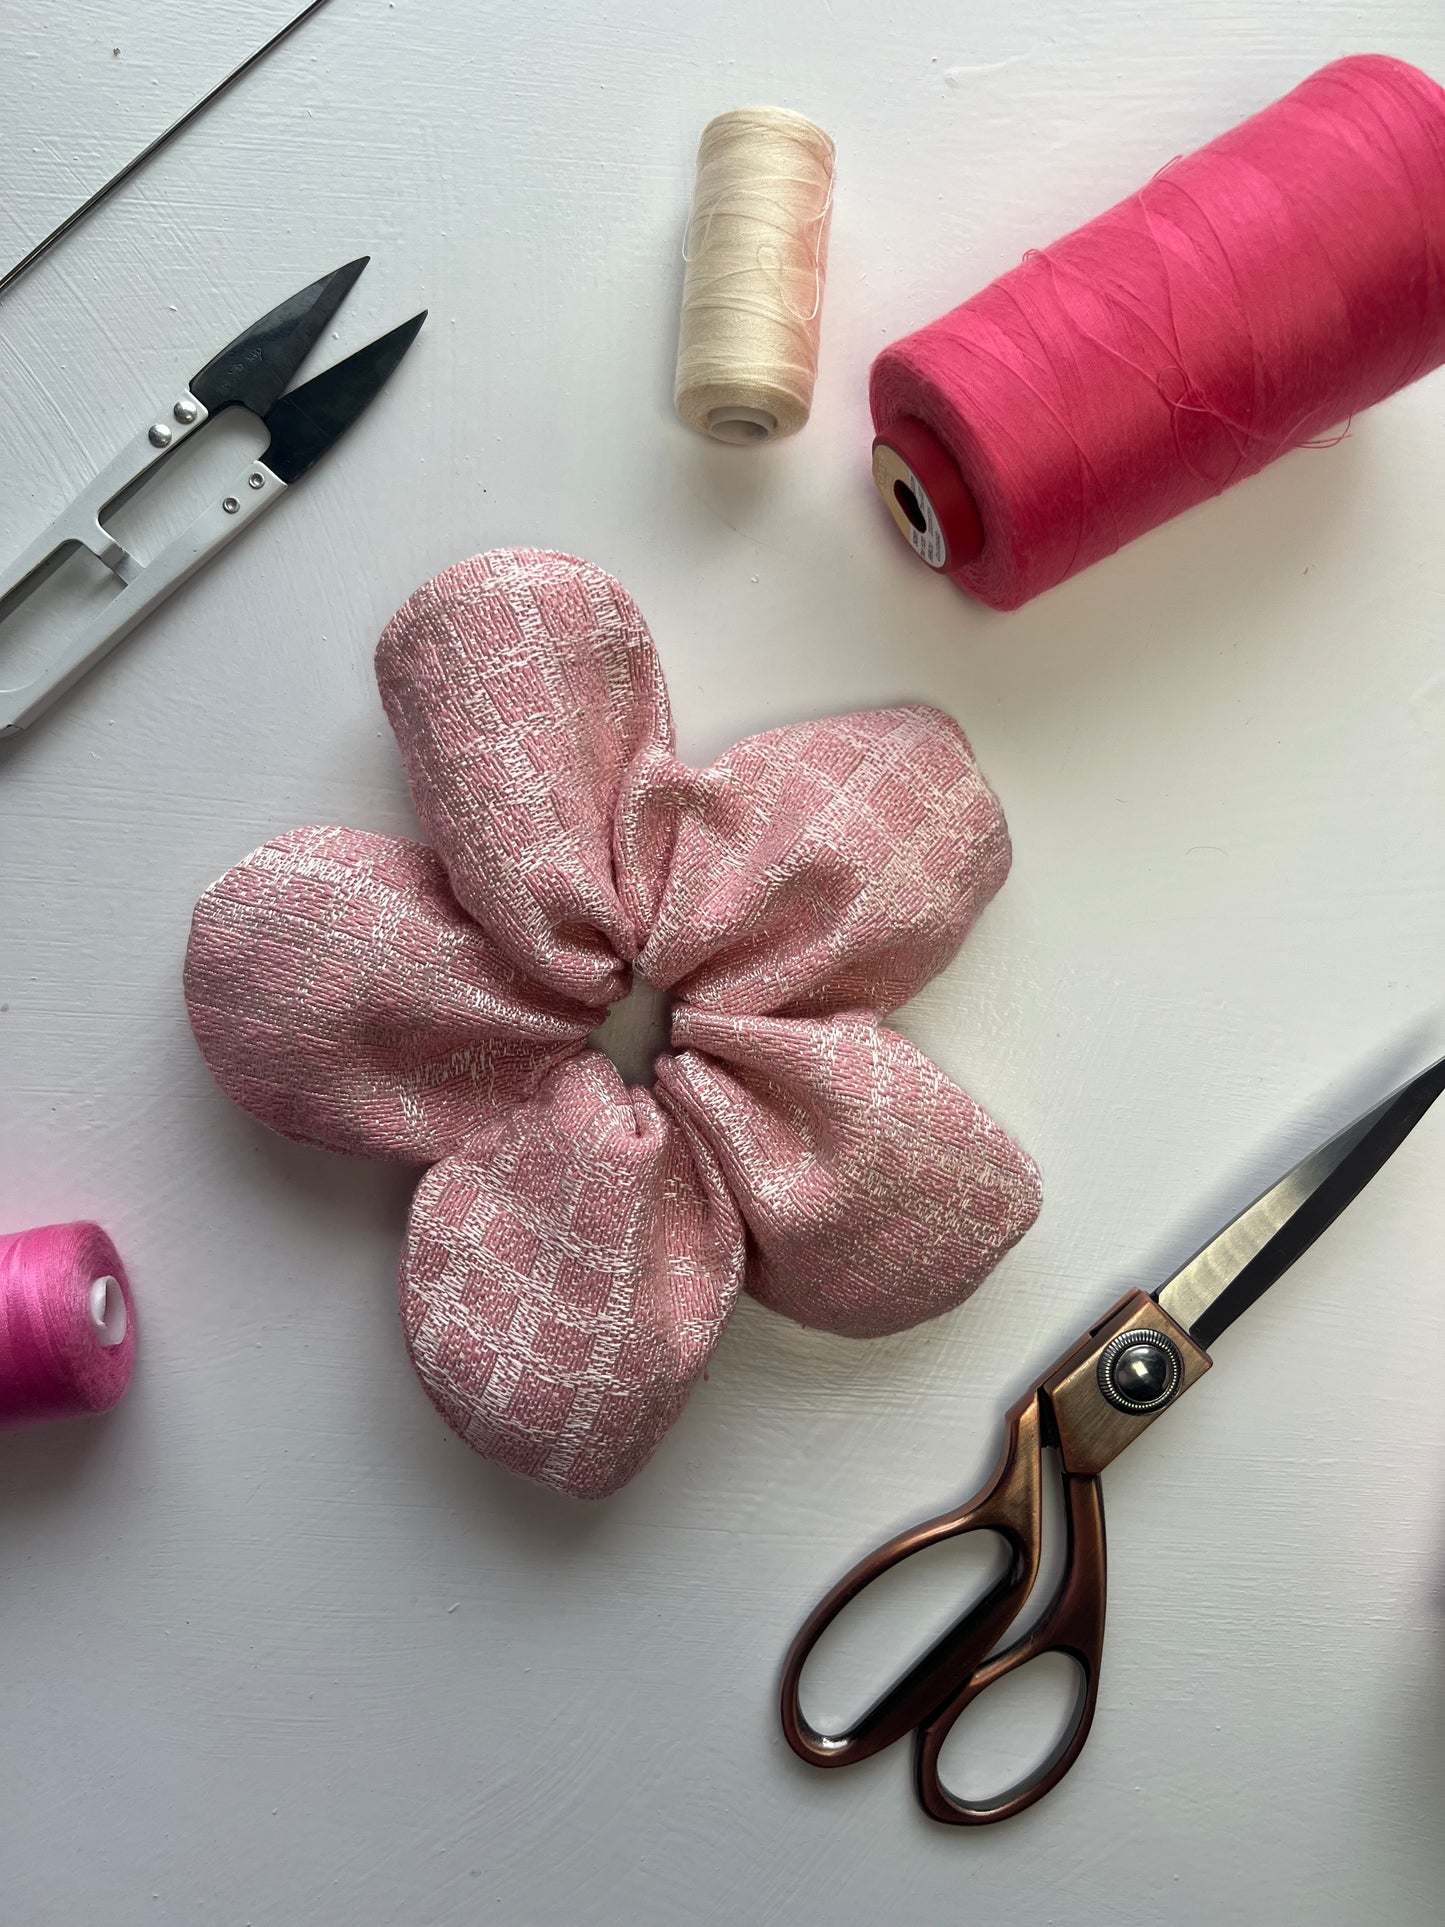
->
xmin=0 ymin=259 xmax=425 ymax=736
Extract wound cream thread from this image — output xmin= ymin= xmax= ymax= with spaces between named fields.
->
xmin=675 ymin=106 xmax=835 ymax=444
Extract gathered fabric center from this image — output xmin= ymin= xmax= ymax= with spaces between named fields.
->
xmin=590 ymin=974 xmax=673 ymax=1087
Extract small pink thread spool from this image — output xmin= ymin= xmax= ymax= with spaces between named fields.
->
xmin=870 ymin=54 xmax=1445 ymax=609
xmin=0 ymin=1222 xmax=135 ymax=1428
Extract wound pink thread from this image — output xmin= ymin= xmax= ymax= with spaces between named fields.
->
xmin=871 ymin=54 xmax=1445 ymax=609
xmin=0 ymin=1223 xmax=135 ymax=1427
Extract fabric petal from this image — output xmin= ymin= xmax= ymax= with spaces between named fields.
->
xmin=621 ymin=705 xmax=1010 ymax=1017
xmin=376 ymin=549 xmax=673 ymax=1005
xmin=184 ymin=826 xmax=592 ymax=1162
xmin=400 ymin=1051 xmax=745 ymax=1499
xmin=658 ymin=1010 xmax=1040 ymax=1337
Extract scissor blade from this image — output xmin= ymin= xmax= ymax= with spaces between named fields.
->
xmin=189 ymin=258 xmax=369 ymax=416
xmin=1154 ymin=1055 xmax=1445 ymax=1348
xmin=260 ymin=312 xmax=426 ymax=484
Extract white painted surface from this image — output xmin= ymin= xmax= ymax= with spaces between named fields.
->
xmin=2 ymin=2 xmax=1443 ymax=1920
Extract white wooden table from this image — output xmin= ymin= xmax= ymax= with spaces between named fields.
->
xmin=3 ymin=4 xmax=1443 ymax=1921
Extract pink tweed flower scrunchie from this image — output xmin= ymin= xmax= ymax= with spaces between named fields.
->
xmin=184 ymin=549 xmax=1041 ymax=1497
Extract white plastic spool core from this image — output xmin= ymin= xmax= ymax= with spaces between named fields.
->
xmin=88 ymin=1275 xmax=127 ymax=1348
xmin=707 ymin=405 xmax=777 ymax=444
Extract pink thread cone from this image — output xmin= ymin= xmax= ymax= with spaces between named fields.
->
xmin=872 ymin=55 xmax=1445 ymax=608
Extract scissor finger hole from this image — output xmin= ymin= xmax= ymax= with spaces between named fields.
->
xmin=986 ymin=1442 xmax=1066 ymax=1650
xmin=934 ymin=1650 xmax=1087 ymax=1807
xmin=796 ymin=1528 xmax=1011 ymax=1736
xmin=0 ymin=546 xmax=124 ymax=684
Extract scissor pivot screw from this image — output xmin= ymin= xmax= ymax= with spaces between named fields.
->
xmin=1097 ymin=1329 xmax=1182 ymax=1413
xmin=148 ymin=422 xmax=173 ymax=448
xmin=222 ymin=496 xmax=240 ymax=514
xmin=173 ymin=399 xmax=199 ymax=425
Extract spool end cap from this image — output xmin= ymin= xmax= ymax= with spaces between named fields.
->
xmin=871 ymin=417 xmax=984 ymax=571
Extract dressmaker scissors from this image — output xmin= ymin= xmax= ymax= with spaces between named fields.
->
xmin=781 ymin=1053 xmax=1445 ymax=1825
xmin=1 ymin=260 xmax=424 ymax=736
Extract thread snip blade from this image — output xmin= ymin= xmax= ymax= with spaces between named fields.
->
xmin=190 ymin=258 xmax=369 ymax=417
xmin=261 ymin=312 xmax=427 ymax=484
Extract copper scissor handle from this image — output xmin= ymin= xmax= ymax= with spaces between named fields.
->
xmin=781 ymin=1291 xmax=1213 ymax=1825
xmin=915 ymin=1466 xmax=1106 ymax=1823
xmin=779 ymin=1389 xmax=1106 ymax=1822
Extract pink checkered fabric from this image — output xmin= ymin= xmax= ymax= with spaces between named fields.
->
xmin=184 ymin=550 xmax=1040 ymax=1497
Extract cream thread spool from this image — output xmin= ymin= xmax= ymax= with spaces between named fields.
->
xmin=674 ymin=106 xmax=835 ymax=444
